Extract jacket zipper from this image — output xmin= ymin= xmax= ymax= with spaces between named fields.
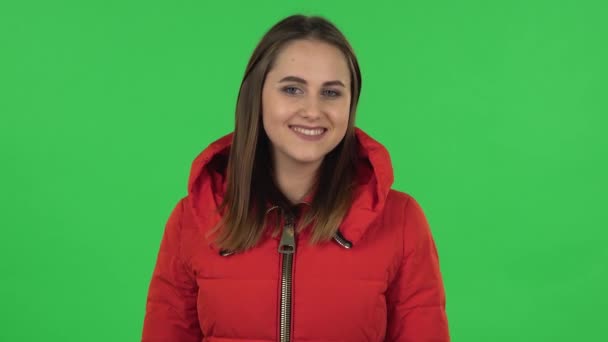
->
xmin=278 ymin=212 xmax=296 ymax=342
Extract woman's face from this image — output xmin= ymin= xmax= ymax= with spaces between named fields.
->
xmin=261 ymin=39 xmax=351 ymax=171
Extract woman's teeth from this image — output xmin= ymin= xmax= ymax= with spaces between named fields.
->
xmin=290 ymin=126 xmax=326 ymax=136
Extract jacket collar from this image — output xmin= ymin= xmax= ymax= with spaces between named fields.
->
xmin=186 ymin=127 xmax=394 ymax=251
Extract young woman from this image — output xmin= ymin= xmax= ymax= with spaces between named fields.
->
xmin=142 ymin=14 xmax=450 ymax=342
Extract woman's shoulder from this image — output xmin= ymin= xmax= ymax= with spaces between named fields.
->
xmin=385 ymin=189 xmax=430 ymax=222
xmin=386 ymin=188 xmax=414 ymax=207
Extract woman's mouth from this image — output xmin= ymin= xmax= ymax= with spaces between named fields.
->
xmin=289 ymin=125 xmax=327 ymax=140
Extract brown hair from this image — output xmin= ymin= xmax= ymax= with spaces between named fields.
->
xmin=212 ymin=14 xmax=362 ymax=253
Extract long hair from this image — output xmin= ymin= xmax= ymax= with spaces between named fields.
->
xmin=212 ymin=14 xmax=362 ymax=253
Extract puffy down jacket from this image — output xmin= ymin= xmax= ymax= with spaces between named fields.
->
xmin=142 ymin=127 xmax=450 ymax=341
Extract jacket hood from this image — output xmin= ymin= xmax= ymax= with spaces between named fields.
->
xmin=186 ymin=127 xmax=394 ymax=250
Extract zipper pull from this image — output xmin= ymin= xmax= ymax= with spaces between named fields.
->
xmin=278 ymin=213 xmax=296 ymax=254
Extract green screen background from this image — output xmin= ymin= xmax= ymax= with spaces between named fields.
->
xmin=1 ymin=0 xmax=606 ymax=341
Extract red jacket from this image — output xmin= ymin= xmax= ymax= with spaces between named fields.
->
xmin=142 ymin=127 xmax=450 ymax=341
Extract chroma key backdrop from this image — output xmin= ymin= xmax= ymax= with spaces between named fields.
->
xmin=0 ymin=0 xmax=606 ymax=341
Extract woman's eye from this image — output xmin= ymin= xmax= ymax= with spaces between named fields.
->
xmin=282 ymin=87 xmax=341 ymax=98
xmin=282 ymin=86 xmax=301 ymax=95
xmin=323 ymin=89 xmax=341 ymax=97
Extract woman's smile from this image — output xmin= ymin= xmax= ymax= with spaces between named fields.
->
xmin=289 ymin=125 xmax=328 ymax=141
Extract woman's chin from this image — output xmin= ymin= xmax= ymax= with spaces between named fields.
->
xmin=287 ymin=154 xmax=325 ymax=167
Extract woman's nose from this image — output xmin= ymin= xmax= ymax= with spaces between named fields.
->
xmin=300 ymin=95 xmax=322 ymax=119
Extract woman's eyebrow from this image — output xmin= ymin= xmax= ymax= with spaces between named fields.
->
xmin=278 ymin=75 xmax=345 ymax=88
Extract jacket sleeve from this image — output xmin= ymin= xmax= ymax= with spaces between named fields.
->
xmin=385 ymin=195 xmax=450 ymax=341
xmin=142 ymin=197 xmax=203 ymax=342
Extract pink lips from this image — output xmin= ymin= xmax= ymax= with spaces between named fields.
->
xmin=289 ymin=125 xmax=326 ymax=130
xmin=289 ymin=125 xmax=327 ymax=141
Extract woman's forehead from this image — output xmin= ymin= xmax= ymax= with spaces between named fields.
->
xmin=269 ymin=40 xmax=350 ymax=84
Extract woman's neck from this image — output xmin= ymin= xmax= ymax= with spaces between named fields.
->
xmin=273 ymin=158 xmax=321 ymax=205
